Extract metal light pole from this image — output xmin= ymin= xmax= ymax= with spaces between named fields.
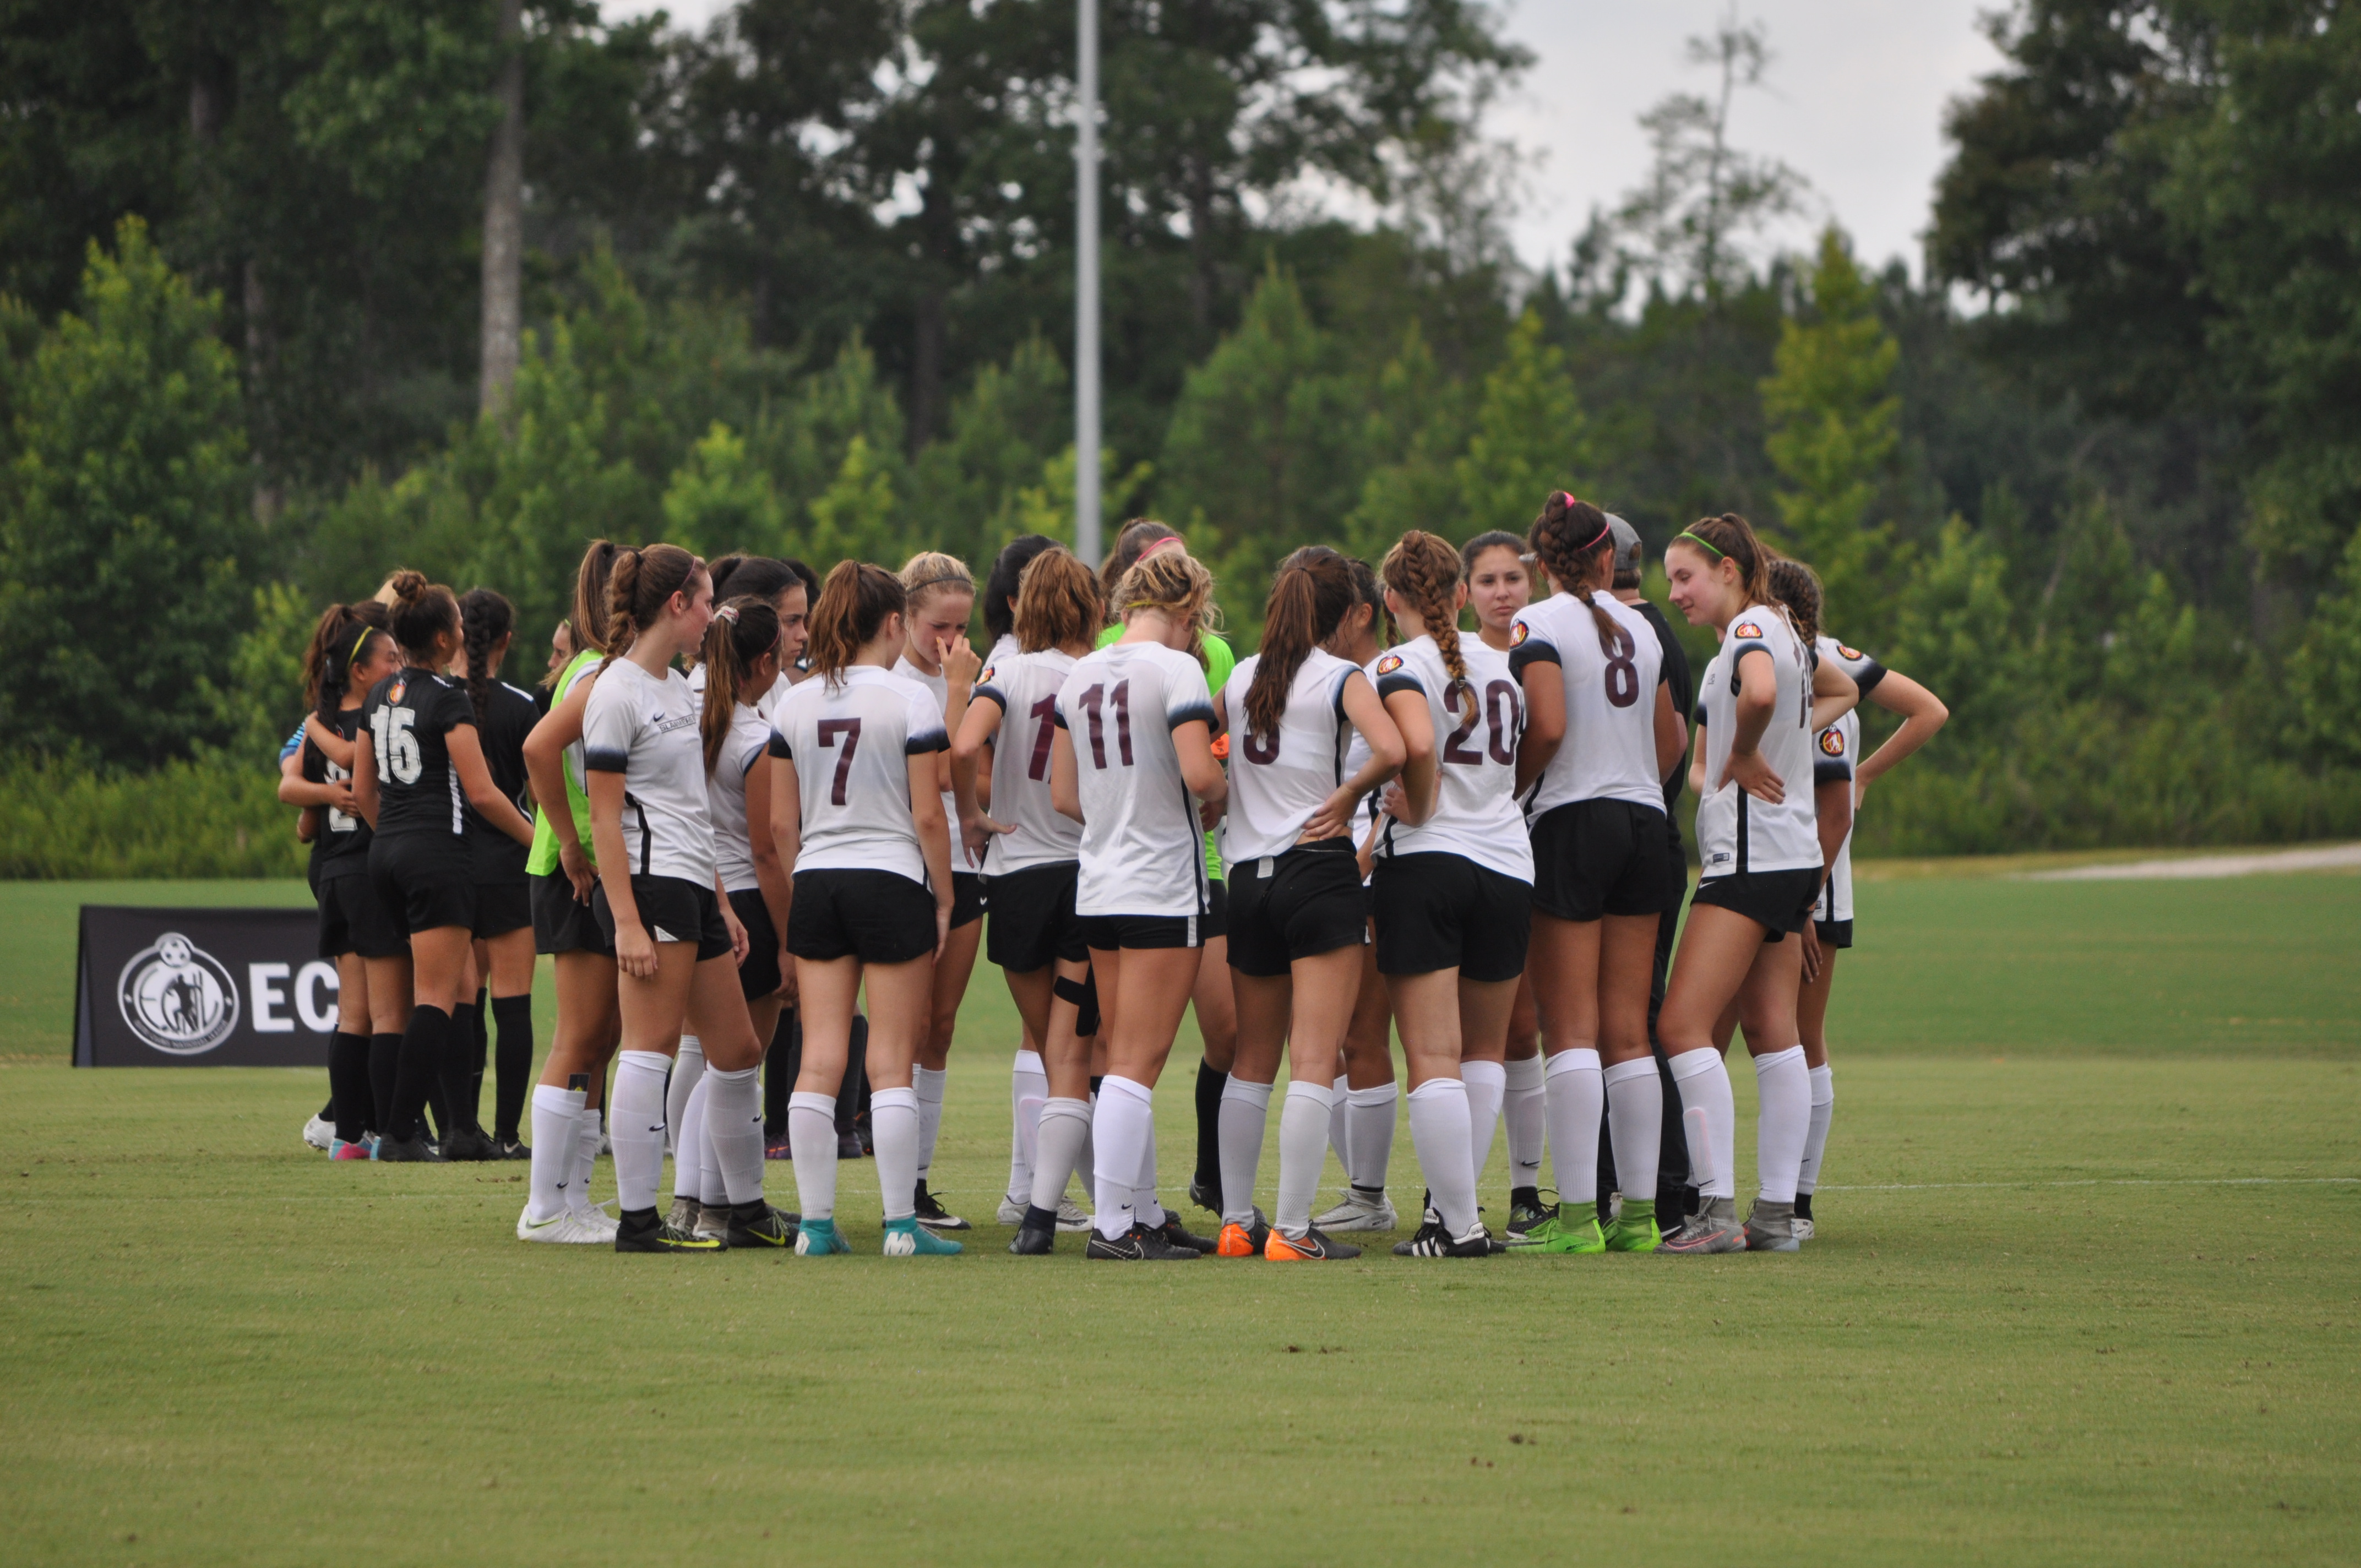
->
xmin=1074 ymin=0 xmax=1102 ymax=567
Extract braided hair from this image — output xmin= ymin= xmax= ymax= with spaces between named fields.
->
xmin=458 ymin=588 xmax=514 ymax=727
xmin=699 ymin=596 xmax=783 ymax=774
xmin=1244 ymin=547 xmax=1357 ymax=745
xmin=1766 ymin=558 xmax=1824 ymax=650
xmin=1526 ymin=491 xmax=1621 ymax=654
xmin=1381 ymin=530 xmax=1472 ymax=721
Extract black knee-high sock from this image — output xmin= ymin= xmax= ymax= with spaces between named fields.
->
xmin=390 ymin=1005 xmax=452 ymax=1144
xmin=490 ymin=994 xmax=532 ymax=1141
xmin=1193 ymin=1060 xmax=1226 ymax=1200
xmin=836 ymin=1014 xmax=868 ymax=1134
xmin=368 ymin=1032 xmax=402 ymax=1135
xmin=443 ymin=997 xmax=484 ymax=1135
xmin=764 ymin=1008 xmax=798 ymax=1139
xmin=466 ymin=986 xmax=489 ymax=1117
xmin=329 ymin=1033 xmax=373 ymax=1145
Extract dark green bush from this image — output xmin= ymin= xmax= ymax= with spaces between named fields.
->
xmin=0 ymin=757 xmax=306 ymax=879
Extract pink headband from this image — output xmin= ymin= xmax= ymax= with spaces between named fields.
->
xmin=1139 ymin=536 xmax=1185 ymax=562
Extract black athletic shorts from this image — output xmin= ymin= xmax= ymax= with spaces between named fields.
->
xmin=788 ymin=867 xmax=937 ymax=965
xmin=1225 ymin=839 xmax=1367 ymax=978
xmin=369 ymin=834 xmax=475 ymax=940
xmin=594 ymin=874 xmax=732 ymax=962
xmin=318 ymin=870 xmax=404 ymax=960
xmin=1692 ymin=866 xmax=1821 ymax=939
xmin=1528 ymin=798 xmax=1678 ymax=922
xmin=985 ymin=861 xmax=1089 ymax=971
xmin=951 ymin=870 xmax=986 ymax=930
xmin=1203 ymin=876 xmax=1228 ymax=941
xmin=531 ymin=871 xmax=613 ymax=958
xmin=1080 ymin=912 xmax=1204 ymax=952
xmin=1814 ymin=917 xmax=1853 ymax=950
xmin=728 ymin=888 xmax=784 ymax=997
xmin=1370 ymin=852 xmax=1532 ymax=982
xmin=471 ymin=878 xmax=531 ymax=940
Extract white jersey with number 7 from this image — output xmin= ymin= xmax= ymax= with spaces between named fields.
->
xmin=768 ymin=665 xmax=949 ymax=889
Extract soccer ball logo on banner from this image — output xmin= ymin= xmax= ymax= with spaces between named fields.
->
xmin=117 ymin=933 xmax=240 ymax=1055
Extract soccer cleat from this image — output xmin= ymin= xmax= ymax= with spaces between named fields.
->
xmin=303 ymin=1113 xmax=334 ymax=1152
xmin=727 ymin=1203 xmax=798 ymax=1250
xmin=666 ymin=1196 xmax=702 ymax=1235
xmin=912 ymin=1181 xmax=971 ymax=1232
xmin=693 ymin=1204 xmax=730 ymax=1244
xmin=1189 ymin=1174 xmax=1221 ymax=1215
xmin=1506 ymin=1186 xmax=1551 ymax=1237
xmin=1149 ymin=1212 xmax=1218 ymax=1254
xmin=1396 ymin=1218 xmax=1493 ymax=1257
xmin=372 ymin=1135 xmax=440 ymax=1163
xmin=793 ymin=1217 xmax=852 ymax=1256
xmin=496 ymin=1139 xmax=530 ymax=1161
xmin=997 ymin=1195 xmax=1026 ymax=1227
xmin=836 ymin=1130 xmax=864 ymax=1161
xmin=764 ymin=1134 xmax=793 ymax=1161
xmin=1265 ymin=1226 xmax=1361 ymax=1261
xmin=1743 ymin=1199 xmax=1800 ymax=1253
xmin=1008 ymin=1219 xmax=1057 ymax=1255
xmin=1056 ymin=1196 xmax=1092 ymax=1232
xmin=1514 ymin=1204 xmax=1607 ymax=1255
xmin=1086 ymin=1223 xmax=1200 ymax=1261
xmin=568 ymin=1204 xmax=621 ymax=1242
xmin=329 ymin=1138 xmax=372 ymax=1161
xmin=1604 ymin=1205 xmax=1662 ymax=1253
xmin=1215 ymin=1207 xmax=1272 ymax=1257
xmin=883 ymin=1217 xmax=964 ymax=1256
xmin=1658 ymin=1195 xmax=1746 ymax=1255
xmin=516 ymin=1205 xmax=612 ymax=1245
xmin=1312 ymin=1187 xmax=1397 ymax=1232
xmin=442 ymin=1128 xmax=499 ymax=1163
xmin=613 ymin=1208 xmax=724 ymax=1253
xmin=1792 ymin=1215 xmax=1816 ymax=1242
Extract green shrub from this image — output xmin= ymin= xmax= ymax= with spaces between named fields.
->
xmin=0 ymin=758 xmax=306 ymax=879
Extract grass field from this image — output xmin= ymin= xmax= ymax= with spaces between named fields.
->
xmin=2 ymin=868 xmax=2357 ymax=1565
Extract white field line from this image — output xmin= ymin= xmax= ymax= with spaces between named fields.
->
xmin=2021 ymin=843 xmax=2361 ymax=880
xmin=1817 ymin=1175 xmax=2358 ymax=1193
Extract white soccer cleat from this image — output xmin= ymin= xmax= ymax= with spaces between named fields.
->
xmin=1057 ymin=1196 xmax=1092 ymax=1233
xmin=1793 ymin=1216 xmax=1816 ymax=1242
xmin=997 ymin=1195 xmax=1026 ymax=1227
xmin=517 ymin=1205 xmax=613 ymax=1244
xmin=1312 ymin=1189 xmax=1397 ymax=1232
xmin=303 ymin=1113 xmax=334 ymax=1152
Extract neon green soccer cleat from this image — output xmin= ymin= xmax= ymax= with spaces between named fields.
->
xmin=1513 ymin=1204 xmax=1606 ymax=1255
xmin=1603 ymin=1204 xmax=1662 ymax=1253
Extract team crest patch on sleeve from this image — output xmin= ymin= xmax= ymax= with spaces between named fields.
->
xmin=1837 ymin=645 xmax=1864 ymax=661
xmin=1509 ymin=622 xmax=1530 ymax=647
xmin=1733 ymin=621 xmax=1763 ymax=640
xmin=978 ymin=666 xmax=994 ymax=685
xmin=1374 ymin=654 xmax=1404 ymax=675
xmin=1819 ymin=728 xmax=1846 ymax=756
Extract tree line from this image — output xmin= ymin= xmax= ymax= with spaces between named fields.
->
xmin=1 ymin=0 xmax=2357 ymax=864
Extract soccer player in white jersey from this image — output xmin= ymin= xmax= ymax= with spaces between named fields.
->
xmin=1657 ymin=515 xmax=1858 ymax=1254
xmin=581 ymin=545 xmax=780 ymax=1254
xmin=1213 ymin=547 xmax=1409 ymax=1262
xmin=769 ymin=562 xmax=964 ymax=1258
xmin=662 ymin=597 xmax=800 ymax=1243
xmin=1358 ymin=530 xmax=1529 ymax=1256
xmin=893 ymin=552 xmax=985 ymax=1233
xmin=953 ymin=548 xmax=1107 ymax=1254
xmin=1762 ymin=562 xmax=1948 ymax=1240
xmin=1048 ymin=546 xmax=1230 ymax=1261
xmin=1504 ymin=494 xmax=1689 ymax=1255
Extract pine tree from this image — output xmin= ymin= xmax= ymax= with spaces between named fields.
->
xmin=1452 ymin=308 xmax=1587 ymax=543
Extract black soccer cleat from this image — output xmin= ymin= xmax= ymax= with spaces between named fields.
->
xmin=1189 ymin=1174 xmax=1221 ymax=1215
xmin=614 ymin=1207 xmax=725 ymax=1254
xmin=1009 ymin=1222 xmax=1057 ymax=1256
xmin=496 ymin=1139 xmax=530 ymax=1161
xmin=442 ymin=1128 xmax=499 ymax=1163
xmin=1395 ymin=1219 xmax=1494 ymax=1257
xmin=912 ymin=1180 xmax=971 ymax=1232
xmin=373 ymin=1135 xmax=442 ymax=1163
xmin=725 ymin=1202 xmax=799 ymax=1250
xmin=1506 ymin=1186 xmax=1550 ymax=1236
xmin=1149 ymin=1211 xmax=1218 ymax=1254
xmin=1086 ymin=1223 xmax=1201 ymax=1261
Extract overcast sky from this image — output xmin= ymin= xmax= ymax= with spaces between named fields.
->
xmin=606 ymin=0 xmax=2005 ymax=280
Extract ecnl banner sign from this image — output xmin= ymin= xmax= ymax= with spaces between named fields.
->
xmin=73 ymin=906 xmax=336 ymax=1067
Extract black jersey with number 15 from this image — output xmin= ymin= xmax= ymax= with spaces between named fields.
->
xmin=362 ymin=668 xmax=476 ymax=842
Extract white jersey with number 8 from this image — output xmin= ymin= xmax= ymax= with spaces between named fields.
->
xmin=971 ymin=648 xmax=1083 ymax=875
xmin=768 ymin=665 xmax=948 ymax=888
xmin=1508 ymin=591 xmax=1666 ymax=818
xmin=1054 ymin=641 xmax=1215 ymax=917
xmin=1220 ymin=647 xmax=1359 ymax=864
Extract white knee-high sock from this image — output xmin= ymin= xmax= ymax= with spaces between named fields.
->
xmin=1275 ymin=1079 xmax=1335 ymax=1238
xmin=1753 ymin=1046 xmax=1810 ymax=1204
xmin=913 ymin=1064 xmax=947 ymax=1182
xmin=705 ymin=1065 xmax=764 ymax=1207
xmin=1543 ymin=1049 xmax=1604 ymax=1205
xmin=610 ymin=1050 xmax=671 ymax=1215
xmin=1603 ymin=1056 xmax=1663 ymax=1204
xmin=570 ymin=1106 xmax=601 ymax=1213
xmin=1008 ymin=1049 xmax=1047 ymax=1203
xmin=1217 ymin=1078 xmax=1274 ymax=1227
xmin=1345 ymin=1083 xmax=1397 ymax=1192
xmin=872 ymin=1085 xmax=920 ymax=1222
xmin=671 ymin=1070 xmax=710 ymax=1204
xmin=527 ymin=1084 xmax=586 ymax=1222
xmin=1074 ymin=1093 xmax=1096 ymax=1203
xmin=1461 ymin=1059 xmax=1506 ymax=1194
xmin=1326 ymin=1072 xmax=1350 ymax=1171
xmin=1030 ymin=1097 xmax=1091 ymax=1215
xmin=786 ymin=1091 xmax=837 ymax=1221
xmin=1091 ymin=1076 xmax=1155 ymax=1240
xmin=1503 ymin=1054 xmax=1546 ymax=1188
xmin=1668 ymin=1048 xmax=1736 ymax=1200
xmin=1798 ymin=1064 xmax=1835 ymax=1194
xmin=1133 ymin=1122 xmax=1165 ymax=1228
xmin=1407 ymin=1078 xmax=1478 ymax=1236
xmin=665 ymin=1037 xmax=704 ymax=1156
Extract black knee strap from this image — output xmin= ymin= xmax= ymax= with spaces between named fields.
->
xmin=1053 ymin=975 xmax=1091 ymax=1008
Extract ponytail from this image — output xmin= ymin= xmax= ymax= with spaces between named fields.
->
xmin=571 ymin=540 xmax=621 ymax=655
xmin=1243 ymin=547 xmax=1356 ymax=744
xmin=457 ymin=588 xmax=514 ymax=727
xmin=699 ymin=596 xmax=784 ymax=774
xmin=1527 ymin=491 xmax=1621 ymax=655
xmin=806 ymin=561 xmax=906 ymax=685
xmin=1766 ymin=558 xmax=1823 ymax=651
xmin=1380 ymin=531 xmax=1471 ymax=721
xmin=601 ymin=543 xmax=703 ymax=672
xmin=303 ymin=601 xmax=390 ymax=722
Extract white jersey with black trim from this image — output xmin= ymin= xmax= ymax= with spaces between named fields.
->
xmin=1053 ymin=640 xmax=1215 ymax=918
xmin=971 ymin=647 xmax=1084 ymax=875
xmin=581 ymin=658 xmax=717 ymax=885
xmin=893 ymin=654 xmax=975 ymax=870
xmin=706 ymin=701 xmax=773 ymax=894
xmin=986 ymin=633 xmax=1019 ymax=668
xmin=1220 ymin=647 xmax=1359 ymax=864
xmin=1694 ymin=606 xmax=1819 ymax=879
xmin=1373 ymin=635 xmax=1533 ymax=883
xmin=1508 ymin=590 xmax=1667 ymax=817
xmin=768 ymin=665 xmax=949 ymax=887
xmin=687 ymin=658 xmax=787 ymax=725
xmin=1812 ymin=634 xmax=1884 ymax=925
